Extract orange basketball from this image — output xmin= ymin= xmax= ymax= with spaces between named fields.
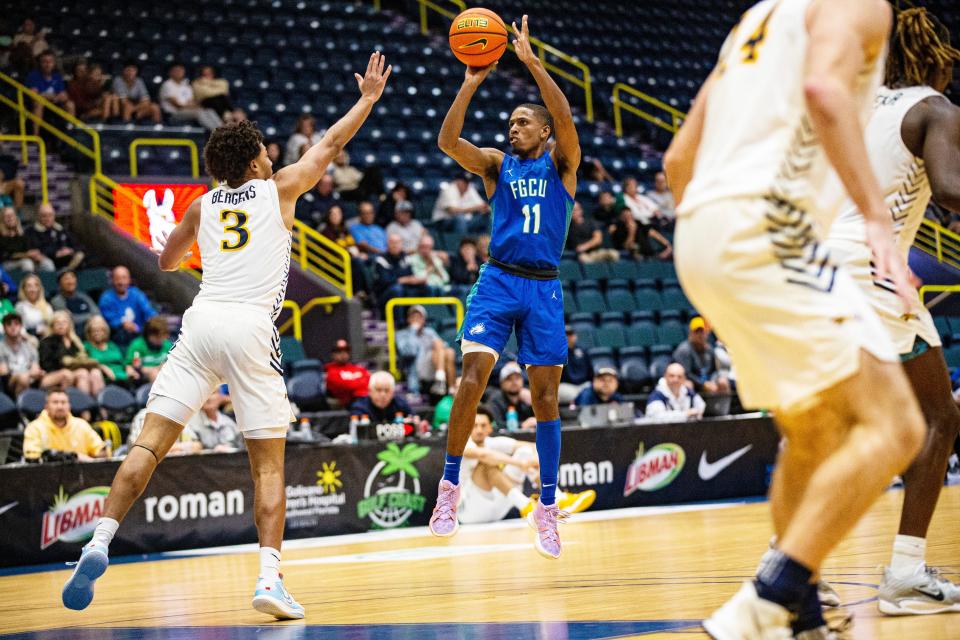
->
xmin=448 ymin=8 xmax=509 ymax=68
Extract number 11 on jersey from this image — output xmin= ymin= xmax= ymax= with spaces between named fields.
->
xmin=522 ymin=203 xmax=541 ymax=234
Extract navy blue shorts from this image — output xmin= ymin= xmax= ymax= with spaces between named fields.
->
xmin=458 ymin=263 xmax=567 ymax=366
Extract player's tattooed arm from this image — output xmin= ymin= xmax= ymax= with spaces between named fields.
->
xmin=512 ymin=15 xmax=580 ymax=187
xmin=438 ymin=64 xmax=504 ymax=197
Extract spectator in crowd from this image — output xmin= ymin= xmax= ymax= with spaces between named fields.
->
xmin=582 ymin=156 xmax=615 ymax=183
xmin=331 ymin=150 xmax=364 ymax=201
xmin=191 ymin=65 xmax=244 ymax=123
xmin=488 ymin=361 xmax=537 ymax=430
xmin=51 ymin=270 xmax=99 ymax=328
xmin=284 ymin=114 xmax=324 ymax=166
xmin=39 ymin=310 xmax=104 ymax=395
xmin=26 ymin=203 xmax=85 ymax=271
xmin=449 ymin=237 xmax=481 ymax=286
xmin=373 ymin=234 xmax=423 ymax=304
xmin=98 ymin=265 xmax=157 ymax=346
xmin=350 ymin=202 xmax=387 ymax=257
xmin=396 ymin=304 xmax=455 ymax=397
xmin=1 ymin=207 xmax=50 ymax=272
xmin=618 ymin=176 xmax=662 ymax=226
xmin=26 ymin=50 xmax=74 ymax=134
xmin=647 ymin=171 xmax=676 ymax=224
xmin=592 ymin=190 xmax=621 ymax=226
xmin=188 ymin=390 xmax=243 ymax=452
xmin=409 ymin=235 xmax=450 ymax=294
xmin=378 ymin=182 xmax=414 ymax=227
xmin=672 ymin=316 xmax=731 ymax=394
xmin=645 ymin=362 xmax=705 ymax=420
xmin=385 ymin=201 xmax=425 ymax=253
xmin=111 ymin=61 xmax=161 ymax=124
xmin=575 ymin=367 xmax=625 ymax=407
xmin=431 ymin=175 xmax=489 ymax=235
xmin=297 ymin=174 xmax=337 ymax=226
xmin=16 ymin=274 xmax=53 ymax=337
xmin=127 ymin=407 xmax=200 ymax=455
xmin=67 ymin=61 xmax=119 ymax=122
xmin=608 ymin=205 xmax=672 ymax=260
xmin=82 ymin=315 xmax=130 ymax=386
xmin=476 ymin=234 xmax=490 ymax=263
xmin=320 ymin=205 xmax=369 ymax=295
xmin=23 ymin=389 xmax=108 ymax=461
xmin=349 ymin=371 xmax=419 ymax=440
xmin=159 ymin=62 xmax=223 ymax=131
xmin=125 ymin=316 xmax=172 ymax=383
xmin=10 ymin=18 xmax=49 ymax=73
xmin=432 ymin=375 xmax=459 ymax=431
xmin=265 ymin=141 xmax=283 ymax=171
xmin=0 ymin=313 xmax=41 ymax=396
xmin=566 ymin=200 xmax=618 ymax=263
xmin=0 ymin=276 xmax=14 ymax=320
xmin=559 ymin=326 xmax=592 ymax=404
xmin=0 ymin=155 xmax=25 ymax=209
xmin=324 ymin=339 xmax=371 ymax=408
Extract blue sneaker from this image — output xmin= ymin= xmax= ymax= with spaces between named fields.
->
xmin=252 ymin=575 xmax=304 ymax=620
xmin=62 ymin=541 xmax=109 ymax=610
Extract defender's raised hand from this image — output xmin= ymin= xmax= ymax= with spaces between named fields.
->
xmin=354 ymin=51 xmax=392 ymax=102
xmin=511 ymin=15 xmax=536 ymax=67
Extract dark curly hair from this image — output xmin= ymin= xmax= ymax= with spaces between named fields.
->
xmin=203 ymin=120 xmax=264 ymax=185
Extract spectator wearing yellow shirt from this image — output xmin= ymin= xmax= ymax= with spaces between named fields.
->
xmin=23 ymin=389 xmax=108 ymax=461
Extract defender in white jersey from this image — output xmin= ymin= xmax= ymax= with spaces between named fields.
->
xmin=62 ymin=52 xmax=392 ymax=620
xmin=664 ymin=1 xmax=925 ymax=637
xmin=826 ymin=7 xmax=960 ymax=617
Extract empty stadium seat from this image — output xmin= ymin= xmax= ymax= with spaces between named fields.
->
xmin=287 ymin=371 xmax=326 ymax=411
xmin=97 ymin=385 xmax=137 ymax=421
xmin=625 ymin=323 xmax=657 ymax=348
xmin=17 ymin=388 xmax=46 ymax=421
xmin=587 ymin=346 xmax=617 ymax=372
xmin=576 ymin=289 xmax=606 ymax=314
xmin=656 ymin=321 xmax=686 ymax=346
xmin=594 ymin=326 xmax=627 ymax=350
xmin=606 ymin=289 xmax=637 ymax=313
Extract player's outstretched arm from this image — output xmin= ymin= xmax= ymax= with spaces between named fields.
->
xmin=664 ymin=72 xmax=714 ymax=205
xmin=512 ymin=15 xmax=580 ymax=180
xmin=438 ymin=64 xmax=504 ymax=192
xmin=274 ymin=51 xmax=392 ymax=221
xmin=803 ymin=0 xmax=911 ymax=309
xmin=911 ymin=99 xmax=960 ymax=212
xmin=157 ymin=198 xmax=201 ymax=272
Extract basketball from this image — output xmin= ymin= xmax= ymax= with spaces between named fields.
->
xmin=448 ymin=8 xmax=508 ymax=68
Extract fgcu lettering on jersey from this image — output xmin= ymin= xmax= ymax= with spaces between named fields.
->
xmin=40 ymin=486 xmax=109 ymax=549
xmin=623 ymin=443 xmax=686 ymax=495
xmin=508 ymin=178 xmax=548 ymax=199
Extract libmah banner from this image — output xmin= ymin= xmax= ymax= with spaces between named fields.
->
xmin=0 ymin=416 xmax=778 ymax=567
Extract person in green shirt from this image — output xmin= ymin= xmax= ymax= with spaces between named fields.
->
xmin=432 ymin=376 xmax=460 ymax=431
xmin=83 ymin=314 xmax=132 ymax=384
xmin=125 ymin=316 xmax=172 ymax=383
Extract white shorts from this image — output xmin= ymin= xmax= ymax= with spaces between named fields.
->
xmin=458 ymin=481 xmax=514 ymax=524
xmin=675 ymin=198 xmax=898 ymax=412
xmin=148 ymin=301 xmax=295 ymax=432
xmin=826 ymin=238 xmax=941 ymax=356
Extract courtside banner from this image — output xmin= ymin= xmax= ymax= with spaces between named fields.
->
xmin=0 ymin=417 xmax=777 ymax=567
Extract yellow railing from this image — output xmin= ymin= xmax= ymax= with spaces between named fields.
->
xmin=0 ymin=135 xmax=47 ymax=204
xmin=129 ymin=138 xmax=200 ymax=178
xmin=291 ymin=221 xmax=353 ymax=297
xmin=0 ymin=71 xmax=101 ymax=173
xmin=914 ymin=218 xmax=960 ymax=272
xmin=919 ymin=285 xmax=960 ymax=309
xmin=412 ymin=0 xmax=594 ymax=122
xmin=88 ymin=172 xmax=202 ymax=280
xmin=385 ymin=296 xmax=465 ymax=379
xmin=612 ymin=82 xmax=686 ymax=137
xmin=277 ymin=296 xmax=343 ymax=340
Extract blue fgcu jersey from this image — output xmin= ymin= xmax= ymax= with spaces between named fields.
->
xmin=488 ymin=153 xmax=575 ymax=270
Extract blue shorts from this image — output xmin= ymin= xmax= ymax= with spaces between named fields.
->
xmin=458 ymin=263 xmax=567 ymax=366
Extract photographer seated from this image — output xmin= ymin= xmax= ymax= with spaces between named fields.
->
xmin=23 ymin=388 xmax=109 ymax=462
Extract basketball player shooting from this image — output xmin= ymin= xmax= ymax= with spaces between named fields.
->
xmin=427 ymin=15 xmax=581 ymax=560
xmin=61 ymin=52 xmax=391 ymax=620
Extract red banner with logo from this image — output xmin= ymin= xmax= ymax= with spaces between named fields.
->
xmin=112 ymin=183 xmax=207 ymax=269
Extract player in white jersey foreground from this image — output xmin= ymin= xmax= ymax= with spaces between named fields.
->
xmin=825 ymin=6 xmax=960 ymax=616
xmin=61 ymin=52 xmax=392 ymax=620
xmin=665 ymin=0 xmax=925 ymax=637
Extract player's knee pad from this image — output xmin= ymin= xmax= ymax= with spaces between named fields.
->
xmin=145 ymin=394 xmax=194 ymax=426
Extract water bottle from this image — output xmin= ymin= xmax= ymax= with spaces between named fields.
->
xmin=393 ymin=411 xmax=404 ymax=425
xmin=506 ymin=405 xmax=519 ymax=432
xmin=132 ymin=351 xmax=142 ymax=370
xmin=298 ymin=416 xmax=313 ymax=441
xmin=348 ymin=415 xmax=359 ymax=445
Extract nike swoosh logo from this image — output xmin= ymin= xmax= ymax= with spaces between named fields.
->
xmin=698 ymin=445 xmax=753 ymax=481
xmin=459 ymin=38 xmax=488 ymax=50
xmin=0 ymin=501 xmax=17 ymax=516
xmin=915 ymin=586 xmax=945 ymax=601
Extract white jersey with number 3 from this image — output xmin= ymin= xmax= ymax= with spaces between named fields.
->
xmin=196 ymin=179 xmax=291 ymax=319
xmin=678 ymin=0 xmax=885 ymax=233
